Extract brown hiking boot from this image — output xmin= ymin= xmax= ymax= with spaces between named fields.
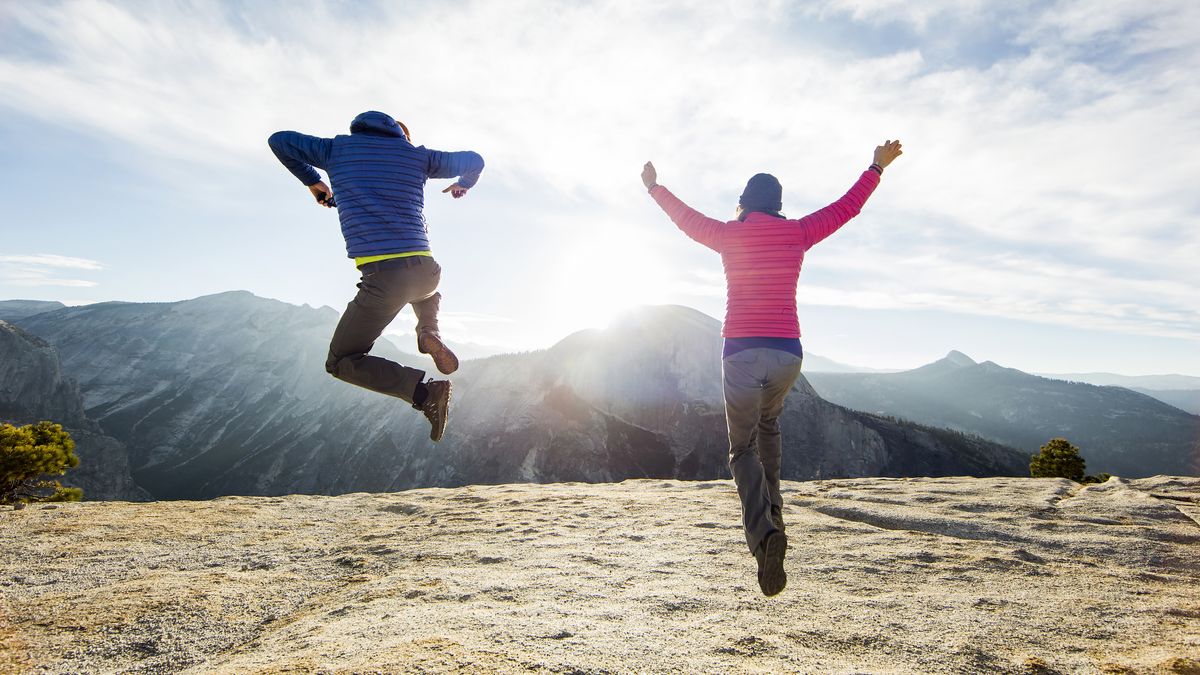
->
xmin=418 ymin=330 xmax=459 ymax=375
xmin=418 ymin=379 xmax=451 ymax=442
xmin=755 ymin=530 xmax=788 ymax=597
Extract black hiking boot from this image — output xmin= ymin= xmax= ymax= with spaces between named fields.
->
xmin=417 ymin=379 xmax=451 ymax=442
xmin=755 ymin=530 xmax=788 ymax=597
xmin=418 ymin=330 xmax=459 ymax=375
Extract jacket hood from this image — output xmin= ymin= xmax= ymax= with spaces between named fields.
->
xmin=349 ymin=111 xmax=406 ymax=138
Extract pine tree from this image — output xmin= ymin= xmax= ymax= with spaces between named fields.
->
xmin=1029 ymin=437 xmax=1086 ymax=482
xmin=0 ymin=421 xmax=82 ymax=504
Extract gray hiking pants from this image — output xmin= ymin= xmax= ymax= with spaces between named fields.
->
xmin=722 ymin=347 xmax=804 ymax=554
xmin=325 ymin=256 xmax=442 ymax=404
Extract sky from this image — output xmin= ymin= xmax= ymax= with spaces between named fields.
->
xmin=0 ymin=0 xmax=1197 ymax=375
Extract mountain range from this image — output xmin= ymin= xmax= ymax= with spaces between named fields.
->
xmin=1040 ymin=371 xmax=1200 ymax=390
xmin=1034 ymin=371 xmax=1200 ymax=415
xmin=805 ymin=351 xmax=1200 ymax=477
xmin=800 ymin=351 xmax=1200 ymax=416
xmin=3 ymin=292 xmax=1028 ymax=499
xmin=1123 ymin=388 xmax=1200 ymax=416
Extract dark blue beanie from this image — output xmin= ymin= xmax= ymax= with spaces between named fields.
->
xmin=739 ymin=173 xmax=783 ymax=213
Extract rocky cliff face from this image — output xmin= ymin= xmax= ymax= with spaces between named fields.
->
xmin=806 ymin=352 xmax=1200 ymax=477
xmin=0 ymin=321 xmax=148 ymax=501
xmin=0 ymin=321 xmax=83 ymax=424
xmin=15 ymin=294 xmax=1029 ymax=499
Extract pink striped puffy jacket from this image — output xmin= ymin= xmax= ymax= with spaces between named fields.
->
xmin=649 ymin=170 xmax=880 ymax=338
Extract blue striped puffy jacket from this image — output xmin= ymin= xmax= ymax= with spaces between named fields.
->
xmin=268 ymin=111 xmax=484 ymax=258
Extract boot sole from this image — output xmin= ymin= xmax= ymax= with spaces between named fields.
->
xmin=758 ymin=531 xmax=788 ymax=597
xmin=428 ymin=381 xmax=451 ymax=442
xmin=418 ymin=333 xmax=460 ymax=375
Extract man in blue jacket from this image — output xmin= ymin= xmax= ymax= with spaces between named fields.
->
xmin=268 ymin=111 xmax=484 ymax=442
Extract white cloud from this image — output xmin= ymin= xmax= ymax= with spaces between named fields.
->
xmin=0 ymin=0 xmax=1196 ymax=344
xmin=0 ymin=254 xmax=104 ymax=288
xmin=1019 ymin=0 xmax=1200 ymax=53
xmin=803 ymin=0 xmax=994 ymax=29
xmin=0 ymin=254 xmax=105 ymax=270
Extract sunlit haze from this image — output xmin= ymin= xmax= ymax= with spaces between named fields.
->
xmin=1 ymin=1 xmax=1197 ymax=374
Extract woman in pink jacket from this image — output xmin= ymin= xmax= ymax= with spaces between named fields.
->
xmin=641 ymin=140 xmax=903 ymax=596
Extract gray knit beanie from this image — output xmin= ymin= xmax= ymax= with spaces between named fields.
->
xmin=739 ymin=173 xmax=783 ymax=213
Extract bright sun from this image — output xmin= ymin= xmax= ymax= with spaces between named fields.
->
xmin=540 ymin=225 xmax=674 ymax=343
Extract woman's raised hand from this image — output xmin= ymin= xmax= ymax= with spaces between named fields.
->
xmin=873 ymin=140 xmax=903 ymax=169
xmin=641 ymin=161 xmax=658 ymax=191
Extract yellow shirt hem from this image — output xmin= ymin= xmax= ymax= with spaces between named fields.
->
xmin=354 ymin=251 xmax=432 ymax=267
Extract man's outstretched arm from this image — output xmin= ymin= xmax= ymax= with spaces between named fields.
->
xmin=268 ymin=131 xmax=336 ymax=206
xmin=795 ymin=140 xmax=903 ymax=249
xmin=642 ymin=161 xmax=725 ymax=253
xmin=426 ymin=149 xmax=485 ymax=199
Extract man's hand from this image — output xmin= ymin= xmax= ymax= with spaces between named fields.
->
xmin=641 ymin=161 xmax=657 ymax=190
xmin=873 ymin=140 xmax=904 ymax=169
xmin=308 ymin=180 xmax=335 ymax=208
xmin=442 ymin=183 xmax=469 ymax=199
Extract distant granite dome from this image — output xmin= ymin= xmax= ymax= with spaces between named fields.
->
xmin=897 ymin=351 xmax=979 ymax=380
xmin=944 ymin=350 xmax=976 ymax=367
xmin=0 ymin=299 xmax=67 ymax=322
